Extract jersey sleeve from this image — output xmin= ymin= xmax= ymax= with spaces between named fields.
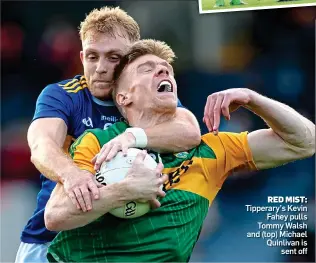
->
xmin=201 ymin=131 xmax=257 ymax=187
xmin=69 ymin=132 xmax=101 ymax=175
xmin=32 ymin=84 xmax=74 ymax=127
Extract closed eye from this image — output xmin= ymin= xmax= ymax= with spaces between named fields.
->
xmin=108 ymin=56 xmax=120 ymax=62
xmin=87 ymin=54 xmax=97 ymax=60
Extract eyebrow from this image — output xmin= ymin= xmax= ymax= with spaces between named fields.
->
xmin=137 ymin=60 xmax=173 ymax=72
xmin=85 ymin=48 xmax=124 ymax=55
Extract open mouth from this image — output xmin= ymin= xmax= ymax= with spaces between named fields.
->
xmin=157 ymin=80 xmax=173 ymax=93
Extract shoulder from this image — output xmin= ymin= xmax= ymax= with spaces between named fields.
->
xmin=202 ymin=131 xmax=248 ymax=145
xmin=56 ymin=75 xmax=88 ymax=95
xmin=200 ymin=131 xmax=250 ymax=157
xmin=83 ymin=122 xmax=130 ymax=146
xmin=39 ymin=75 xmax=86 ymax=97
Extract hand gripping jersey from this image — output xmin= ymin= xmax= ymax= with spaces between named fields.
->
xmin=21 ymin=75 xmax=184 ymax=244
xmin=47 ymin=122 xmax=257 ymax=262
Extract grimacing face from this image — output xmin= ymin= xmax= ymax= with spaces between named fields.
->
xmin=116 ymin=54 xmax=178 ymax=113
xmin=80 ymin=33 xmax=131 ymax=100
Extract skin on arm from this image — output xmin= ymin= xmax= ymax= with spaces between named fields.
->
xmin=28 ymin=118 xmax=100 ymax=211
xmin=28 ymin=118 xmax=71 ymax=182
xmin=203 ymin=88 xmax=315 ymax=171
xmin=45 ymin=180 xmax=126 ymax=231
xmin=144 ymin=107 xmax=201 ymax=153
xmin=246 ymin=91 xmax=315 ymax=169
xmin=45 ymin=132 xmax=167 ymax=231
xmin=93 ymin=107 xmax=201 ymax=170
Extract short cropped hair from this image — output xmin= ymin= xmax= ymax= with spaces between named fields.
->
xmin=113 ymin=39 xmax=176 ymax=82
xmin=79 ymin=6 xmax=140 ymax=42
xmin=112 ymin=39 xmax=176 ymax=119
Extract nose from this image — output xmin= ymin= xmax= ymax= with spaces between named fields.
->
xmin=96 ymin=58 xmax=108 ymax=74
xmin=155 ymin=65 xmax=169 ymax=76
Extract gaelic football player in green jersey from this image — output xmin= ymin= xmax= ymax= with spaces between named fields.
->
xmin=45 ymin=39 xmax=314 ymax=262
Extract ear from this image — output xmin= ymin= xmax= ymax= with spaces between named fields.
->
xmin=116 ymin=92 xmax=132 ymax=107
xmin=80 ymin=51 xmax=84 ymax=64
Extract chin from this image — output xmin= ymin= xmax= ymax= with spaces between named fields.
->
xmin=91 ymin=88 xmax=113 ymax=100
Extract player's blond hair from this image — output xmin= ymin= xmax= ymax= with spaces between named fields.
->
xmin=113 ymin=39 xmax=176 ymax=82
xmin=79 ymin=6 xmax=140 ymax=42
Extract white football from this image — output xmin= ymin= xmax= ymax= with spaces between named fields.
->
xmin=96 ymin=148 xmax=158 ymax=219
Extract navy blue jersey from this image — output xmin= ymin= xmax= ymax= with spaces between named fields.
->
xmin=21 ymin=75 xmax=184 ymax=244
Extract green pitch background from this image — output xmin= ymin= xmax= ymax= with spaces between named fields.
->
xmin=201 ymin=0 xmax=316 ymax=11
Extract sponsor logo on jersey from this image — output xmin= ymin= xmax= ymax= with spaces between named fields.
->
xmin=174 ymin=152 xmax=189 ymax=159
xmin=82 ymin=117 xmax=93 ymax=128
xmin=101 ymin=115 xmax=119 ymax=122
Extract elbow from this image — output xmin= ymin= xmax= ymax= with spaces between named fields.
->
xmin=190 ymin=130 xmax=201 ymax=148
xmin=186 ymin=126 xmax=201 ymax=149
xmin=299 ymin=126 xmax=315 ymax=159
xmin=29 ymin=141 xmax=41 ymax=166
xmin=303 ymin=132 xmax=315 ymax=158
xmin=44 ymin=208 xmax=62 ymax=232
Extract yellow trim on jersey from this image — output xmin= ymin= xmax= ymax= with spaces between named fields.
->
xmin=69 ymin=129 xmax=257 ymax=206
xmin=58 ymin=78 xmax=77 ymax=87
xmin=72 ymin=132 xmax=100 ymax=175
xmin=58 ymin=76 xmax=88 ymax=92
xmin=66 ymin=84 xmax=88 ymax=93
xmin=162 ymin=131 xmax=257 ymax=204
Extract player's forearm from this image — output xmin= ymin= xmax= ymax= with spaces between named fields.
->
xmin=30 ymin=139 xmax=80 ymax=183
xmin=246 ymin=90 xmax=315 ymax=153
xmin=45 ymin=182 xmax=127 ymax=231
xmin=145 ymin=108 xmax=201 ymax=153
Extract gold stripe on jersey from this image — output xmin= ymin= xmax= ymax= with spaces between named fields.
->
xmin=64 ymin=77 xmax=87 ymax=90
xmin=162 ymin=157 xmax=218 ymax=204
xmin=58 ymin=78 xmax=77 ymax=87
xmin=58 ymin=76 xmax=88 ymax=93
xmin=66 ymin=84 xmax=88 ymax=93
xmin=71 ymin=132 xmax=100 ymax=174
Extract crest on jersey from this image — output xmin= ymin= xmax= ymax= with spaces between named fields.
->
xmin=174 ymin=152 xmax=189 ymax=159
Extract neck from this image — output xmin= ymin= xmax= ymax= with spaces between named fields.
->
xmin=125 ymin=108 xmax=176 ymax=129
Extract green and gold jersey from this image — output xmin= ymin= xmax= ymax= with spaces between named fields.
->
xmin=47 ymin=122 xmax=257 ymax=262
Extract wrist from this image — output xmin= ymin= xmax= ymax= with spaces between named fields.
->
xmin=245 ymin=89 xmax=259 ymax=109
xmin=59 ymin=166 xmax=82 ymax=184
xmin=102 ymin=181 xmax=132 ymax=208
xmin=125 ymin=127 xmax=148 ymax=148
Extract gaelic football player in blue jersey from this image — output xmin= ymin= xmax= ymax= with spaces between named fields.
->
xmin=15 ymin=7 xmax=201 ymax=263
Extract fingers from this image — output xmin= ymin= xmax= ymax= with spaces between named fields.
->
xmin=94 ymin=144 xmax=112 ymax=171
xmin=159 ymin=173 xmax=169 ymax=184
xmin=204 ymin=95 xmax=215 ymax=132
xmin=121 ymin=144 xmax=128 ymax=157
xmin=149 ymin=199 xmax=161 ymax=209
xmin=106 ymin=144 xmax=121 ymax=162
xmin=91 ymin=154 xmax=98 ymax=164
xmin=88 ymin=180 xmax=100 ymax=199
xmin=221 ymin=94 xmax=231 ymax=121
xmin=133 ymin=150 xmax=147 ymax=164
xmin=157 ymin=188 xmax=166 ymax=198
xmin=67 ymin=191 xmax=81 ymax=210
xmin=74 ymin=188 xmax=87 ymax=212
xmin=79 ymin=186 xmax=92 ymax=211
xmin=213 ymin=94 xmax=224 ymax=132
xmin=203 ymin=96 xmax=213 ymax=132
xmin=155 ymin=162 xmax=164 ymax=174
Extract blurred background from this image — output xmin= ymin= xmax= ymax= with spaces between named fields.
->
xmin=1 ymin=1 xmax=315 ymax=262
